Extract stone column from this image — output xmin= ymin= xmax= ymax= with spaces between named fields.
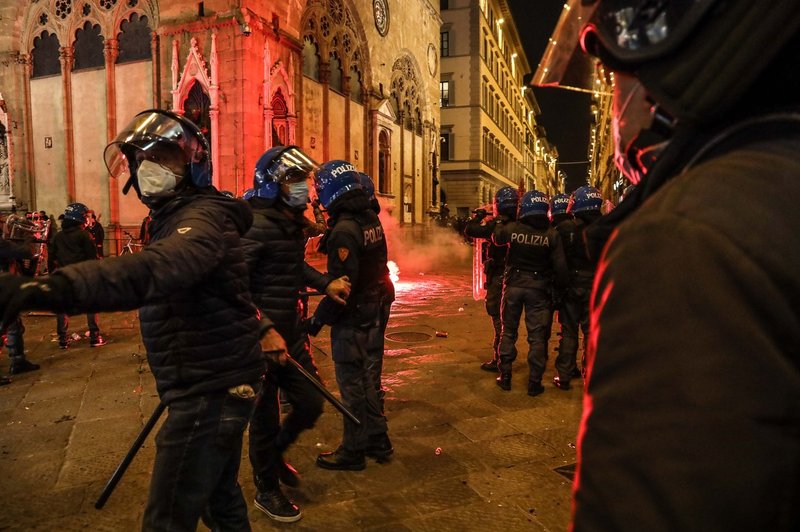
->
xmin=150 ymin=32 xmax=159 ymax=108
xmin=411 ymin=117 xmax=417 ymax=224
xmin=103 ymin=38 xmax=120 ymax=244
xmin=398 ymin=110 xmax=406 ymax=225
xmin=342 ymin=75 xmax=351 ymax=161
xmin=20 ymin=54 xmax=35 ymax=208
xmin=59 ymin=46 xmax=76 ymax=202
xmin=318 ymin=62 xmax=330 ymax=162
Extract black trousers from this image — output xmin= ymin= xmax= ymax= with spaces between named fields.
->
xmin=498 ymin=282 xmax=553 ymax=383
xmin=485 ymin=275 xmax=504 ymax=360
xmin=143 ymin=386 xmax=259 ymax=532
xmin=556 ymin=283 xmax=591 ymax=381
xmin=249 ymin=333 xmax=323 ymax=490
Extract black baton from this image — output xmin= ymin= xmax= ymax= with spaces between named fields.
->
xmin=279 ymin=353 xmax=361 ymax=426
xmin=95 ymin=401 xmax=166 ymax=509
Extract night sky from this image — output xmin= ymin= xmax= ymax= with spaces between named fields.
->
xmin=507 ymin=0 xmax=593 ymax=193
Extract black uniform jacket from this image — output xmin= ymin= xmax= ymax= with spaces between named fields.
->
xmin=49 ymin=221 xmax=96 ymax=268
xmin=241 ymin=201 xmax=331 ymax=336
xmin=465 ymin=215 xmax=510 ymax=280
xmin=574 ymin=133 xmax=800 ymax=530
xmin=493 ymin=218 xmax=567 ymax=288
xmin=317 ymin=196 xmax=391 ymax=327
xmin=53 ymin=190 xmax=265 ymax=404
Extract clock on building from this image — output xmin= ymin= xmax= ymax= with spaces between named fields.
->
xmin=373 ymin=0 xmax=389 ymax=36
xmin=427 ymin=43 xmax=437 ymax=76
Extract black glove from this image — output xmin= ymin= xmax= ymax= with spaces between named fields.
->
xmin=301 ymin=316 xmax=324 ymax=337
xmin=472 ymin=208 xmax=487 ymax=220
xmin=0 ymin=274 xmax=73 ymax=328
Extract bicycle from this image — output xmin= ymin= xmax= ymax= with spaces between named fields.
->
xmin=120 ymin=231 xmax=144 ymax=255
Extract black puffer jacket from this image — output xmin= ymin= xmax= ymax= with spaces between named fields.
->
xmin=49 ymin=220 xmax=96 ymax=268
xmin=241 ymin=200 xmax=331 ymax=336
xmin=54 ymin=189 xmax=265 ymax=403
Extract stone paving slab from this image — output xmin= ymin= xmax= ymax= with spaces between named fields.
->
xmin=0 ymin=260 xmax=583 ymax=531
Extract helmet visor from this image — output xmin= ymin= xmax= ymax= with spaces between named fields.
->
xmin=104 ymin=111 xmax=206 ymax=194
xmin=532 ymin=0 xmax=600 ymax=92
xmin=256 ymin=147 xmax=319 ymax=186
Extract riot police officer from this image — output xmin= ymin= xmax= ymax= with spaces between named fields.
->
xmin=241 ymin=146 xmax=350 ymax=522
xmin=464 ymin=186 xmax=519 ymax=372
xmin=553 ymin=186 xmax=602 ymax=389
xmin=312 ymin=160 xmax=393 ymax=471
xmin=549 ymin=193 xmax=572 ymax=227
xmin=0 ymin=109 xmax=266 ymax=530
xmin=535 ymin=0 xmax=800 ymax=528
xmin=492 ymin=191 xmax=566 ymax=395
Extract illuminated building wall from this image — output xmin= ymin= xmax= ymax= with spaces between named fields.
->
xmin=438 ymin=0 xmax=558 ymax=219
xmin=0 ymin=0 xmax=442 ymax=252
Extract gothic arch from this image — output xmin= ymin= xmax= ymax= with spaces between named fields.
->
xmin=390 ymin=53 xmax=425 ymax=131
xmin=301 ymin=0 xmax=372 ymax=95
xmin=21 ymin=0 xmax=158 ymax=53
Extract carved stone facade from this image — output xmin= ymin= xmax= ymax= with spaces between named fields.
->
xmin=0 ymin=0 xmax=441 ymax=251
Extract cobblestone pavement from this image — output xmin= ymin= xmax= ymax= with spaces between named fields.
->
xmin=0 ymin=257 xmax=583 ymax=531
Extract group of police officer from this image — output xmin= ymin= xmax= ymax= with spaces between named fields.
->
xmin=0 ymin=109 xmax=393 ymax=530
xmin=465 ymin=185 xmax=603 ymax=396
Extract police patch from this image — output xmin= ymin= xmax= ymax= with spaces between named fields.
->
xmin=338 ymin=247 xmax=349 ymax=262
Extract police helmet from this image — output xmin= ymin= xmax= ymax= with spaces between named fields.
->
xmin=63 ymin=203 xmax=89 ymax=224
xmin=103 ymin=110 xmax=211 ymax=202
xmin=494 ymin=187 xmax=519 ymax=218
xmin=519 ymin=191 xmax=550 ymax=220
xmin=358 ymin=173 xmax=376 ymax=201
xmin=253 ymin=146 xmax=317 ymax=200
xmin=549 ymin=193 xmax=570 ymax=217
xmin=313 ymin=160 xmax=363 ymax=209
xmin=569 ymin=186 xmax=603 ymax=214
xmin=535 ymin=0 xmax=800 ymax=125
xmin=242 ymin=188 xmax=256 ymax=201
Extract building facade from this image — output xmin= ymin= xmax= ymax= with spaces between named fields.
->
xmin=0 ymin=0 xmax=441 ymax=251
xmin=437 ymin=0 xmax=558 ymax=219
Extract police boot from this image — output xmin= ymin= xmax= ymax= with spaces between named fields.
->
xmin=496 ymin=372 xmax=511 ymax=391
xmin=528 ymin=381 xmax=545 ymax=397
xmin=316 ymin=446 xmax=366 ymax=471
xmin=480 ymin=358 xmax=499 ymax=372
xmin=9 ymin=357 xmax=40 ymax=375
xmin=365 ymin=432 xmax=394 ymax=462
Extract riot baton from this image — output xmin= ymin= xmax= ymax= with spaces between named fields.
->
xmin=95 ymin=401 xmax=166 ymax=509
xmin=270 ymin=351 xmax=361 ymax=426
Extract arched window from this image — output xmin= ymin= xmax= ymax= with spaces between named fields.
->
xmin=349 ymin=65 xmax=362 ymax=103
xmin=329 ymin=54 xmax=342 ymax=92
xmin=183 ymin=81 xmax=211 ymax=142
xmin=302 ymin=37 xmax=320 ymax=80
xmin=378 ymin=130 xmax=391 ymax=194
xmin=117 ymin=13 xmax=151 ymax=63
xmin=31 ymin=31 xmax=61 ymax=78
xmin=271 ymin=89 xmax=288 ymax=145
xmin=74 ymin=22 xmax=104 ymax=70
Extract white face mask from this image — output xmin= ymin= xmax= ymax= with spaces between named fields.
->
xmin=137 ymin=160 xmax=181 ymax=197
xmin=281 ymin=181 xmax=310 ymax=208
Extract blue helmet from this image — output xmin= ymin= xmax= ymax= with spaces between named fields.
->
xmin=549 ymin=193 xmax=570 ymax=216
xmin=253 ymin=146 xmax=317 ymax=200
xmin=104 ymin=109 xmax=211 ymax=201
xmin=242 ymin=188 xmax=256 ymax=201
xmin=518 ymin=191 xmax=550 ymax=220
xmin=313 ymin=160 xmax=362 ymax=208
xmin=494 ymin=186 xmax=519 ymax=218
xmin=358 ymin=172 xmax=376 ymax=201
xmin=569 ymin=186 xmax=603 ymax=213
xmin=63 ymin=202 xmax=89 ymax=223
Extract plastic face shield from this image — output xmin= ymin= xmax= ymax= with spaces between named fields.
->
xmin=533 ymin=0 xmax=713 ymax=91
xmin=257 ymin=147 xmax=319 ymax=186
xmin=104 ymin=111 xmax=206 ymax=196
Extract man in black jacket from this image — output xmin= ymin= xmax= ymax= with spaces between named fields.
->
xmin=535 ymin=1 xmax=800 ymax=529
xmin=492 ymin=191 xmax=567 ymax=396
xmin=241 ymin=146 xmax=350 ymax=523
xmin=552 ymin=186 xmax=602 ymax=389
xmin=311 ymin=160 xmax=394 ymax=471
xmin=0 ymin=110 xmax=270 ymax=531
xmin=0 ymin=230 xmax=40 ymax=383
xmin=49 ymin=202 xmax=106 ymax=348
xmin=464 ymin=187 xmax=519 ymax=373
